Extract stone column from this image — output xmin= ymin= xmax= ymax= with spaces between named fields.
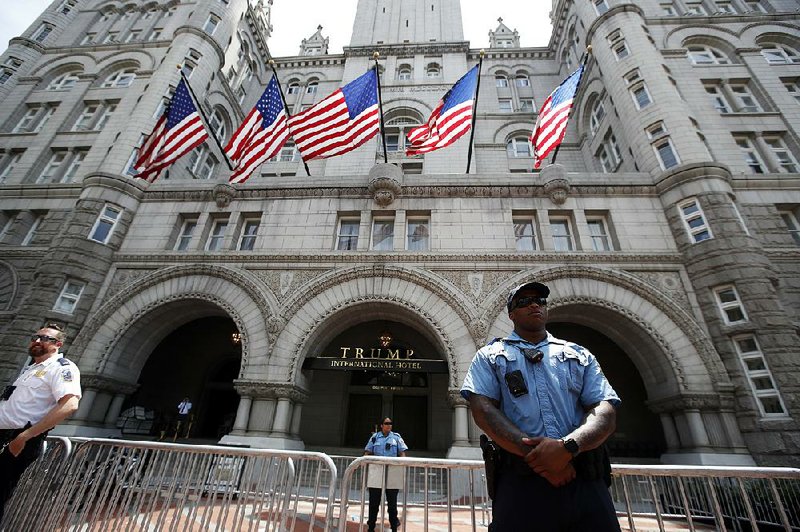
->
xmin=232 ymin=395 xmax=253 ymax=435
xmin=73 ymin=388 xmax=97 ymax=422
xmin=290 ymin=402 xmax=303 ymax=437
xmin=272 ymin=397 xmax=293 ymax=437
xmin=104 ymin=394 xmax=127 ymax=427
xmin=659 ymin=413 xmax=681 ymax=452
xmin=685 ymin=410 xmax=711 ymax=449
xmin=448 ymin=391 xmax=470 ymax=445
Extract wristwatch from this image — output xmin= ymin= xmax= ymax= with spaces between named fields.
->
xmin=561 ymin=438 xmax=580 ymax=457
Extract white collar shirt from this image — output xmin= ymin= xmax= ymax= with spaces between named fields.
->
xmin=0 ymin=353 xmax=82 ymax=429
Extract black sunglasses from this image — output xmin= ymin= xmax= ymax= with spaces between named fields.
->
xmin=511 ymin=296 xmax=548 ymax=311
xmin=31 ymin=334 xmax=59 ymax=344
xmin=382 ymin=421 xmax=393 ymax=425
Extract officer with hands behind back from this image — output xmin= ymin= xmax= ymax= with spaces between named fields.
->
xmin=461 ymin=281 xmax=621 ymax=531
xmin=363 ymin=417 xmax=407 ymax=532
xmin=0 ymin=323 xmax=82 ymax=522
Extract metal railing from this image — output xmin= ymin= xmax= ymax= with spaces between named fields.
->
xmin=2 ymin=437 xmax=337 ymax=532
xmin=611 ymin=464 xmax=800 ymax=532
xmin=338 ymin=455 xmax=488 ymax=532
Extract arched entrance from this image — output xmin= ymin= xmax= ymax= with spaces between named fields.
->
xmin=299 ymin=315 xmax=452 ymax=455
xmin=125 ymin=316 xmax=242 ymax=440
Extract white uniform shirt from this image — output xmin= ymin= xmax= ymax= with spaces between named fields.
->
xmin=0 ymin=354 xmax=82 ymax=429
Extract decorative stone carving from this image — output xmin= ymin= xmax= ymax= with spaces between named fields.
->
xmin=448 ymin=390 xmax=469 ymax=408
xmin=367 ymin=163 xmax=403 ymax=207
xmin=106 ymin=269 xmax=155 ymax=300
xmin=80 ymin=373 xmax=139 ymax=395
xmin=0 ymin=262 xmax=18 ymax=311
xmin=541 ymin=164 xmax=570 ymax=204
xmin=213 ymin=183 xmax=237 ymax=208
xmin=467 ymin=273 xmax=484 ymax=298
xmin=648 ymin=393 xmax=723 ymax=413
xmin=468 ymin=318 xmax=488 ymax=344
xmin=625 ymin=271 xmax=690 ymax=309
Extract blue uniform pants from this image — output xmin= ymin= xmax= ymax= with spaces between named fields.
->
xmin=367 ymin=487 xmax=399 ymax=531
xmin=490 ymin=470 xmax=620 ymax=532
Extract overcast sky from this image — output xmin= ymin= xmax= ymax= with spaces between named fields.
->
xmin=0 ymin=1 xmax=553 ymax=56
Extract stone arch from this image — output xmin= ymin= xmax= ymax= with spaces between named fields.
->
xmin=483 ymin=266 xmax=727 ymax=399
xmin=383 ymin=97 xmax=433 ymax=115
xmin=272 ymin=266 xmax=479 ymax=388
xmin=70 ymin=264 xmax=277 ymax=384
xmin=30 ymin=55 xmax=94 ymax=78
xmin=664 ymin=24 xmax=740 ymax=50
xmin=751 ymin=29 xmax=800 ymax=50
xmin=493 ymin=120 xmax=539 ymax=144
xmin=0 ymin=261 xmax=18 ymax=312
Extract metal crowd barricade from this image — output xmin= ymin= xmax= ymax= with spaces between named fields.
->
xmin=338 ymin=455 xmax=488 ymax=532
xmin=610 ymin=464 xmax=800 ymax=532
xmin=2 ymin=437 xmax=337 ymax=532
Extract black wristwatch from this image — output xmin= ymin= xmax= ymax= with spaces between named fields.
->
xmin=561 ymin=438 xmax=580 ymax=457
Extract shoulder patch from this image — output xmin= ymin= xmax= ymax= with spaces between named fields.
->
xmin=58 ymin=358 xmax=72 ymax=366
xmin=61 ymin=369 xmax=74 ymax=382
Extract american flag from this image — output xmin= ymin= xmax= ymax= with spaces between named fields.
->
xmin=406 ymin=65 xmax=479 ymax=156
xmin=225 ymin=76 xmax=289 ymax=183
xmin=135 ymin=78 xmax=209 ymax=182
xmin=531 ymin=65 xmax=584 ymax=169
xmin=287 ymin=69 xmax=380 ymax=160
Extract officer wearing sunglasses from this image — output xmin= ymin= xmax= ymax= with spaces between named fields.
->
xmin=363 ymin=417 xmax=407 ymax=532
xmin=461 ymin=281 xmax=621 ymax=531
xmin=0 ymin=323 xmax=82 ymax=521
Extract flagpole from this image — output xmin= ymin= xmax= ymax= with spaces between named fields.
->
xmin=550 ymin=45 xmax=591 ymax=166
xmin=269 ymin=59 xmax=311 ymax=176
xmin=178 ymin=68 xmax=235 ymax=171
xmin=465 ymin=49 xmax=485 ymax=174
xmin=373 ymin=51 xmax=388 ymax=164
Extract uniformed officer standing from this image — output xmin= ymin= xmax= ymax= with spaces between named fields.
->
xmin=461 ymin=281 xmax=621 ymax=531
xmin=0 ymin=324 xmax=82 ymax=521
xmin=363 ymin=417 xmax=408 ymax=532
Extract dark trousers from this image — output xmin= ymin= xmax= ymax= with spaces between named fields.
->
xmin=0 ymin=429 xmax=44 ymax=523
xmin=490 ymin=470 xmax=620 ymax=532
xmin=367 ymin=487 xmax=400 ymax=531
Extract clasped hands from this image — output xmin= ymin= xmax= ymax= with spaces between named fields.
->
xmin=521 ymin=436 xmax=576 ymax=487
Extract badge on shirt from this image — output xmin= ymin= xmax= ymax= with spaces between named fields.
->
xmin=61 ymin=369 xmax=73 ymax=382
xmin=34 ymin=369 xmax=47 ymax=378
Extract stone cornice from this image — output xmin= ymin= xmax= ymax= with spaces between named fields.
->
xmin=469 ymin=48 xmax=553 ymax=60
xmin=273 ymin=56 xmax=346 ymax=68
xmin=80 ymin=373 xmax=139 ymax=395
xmin=345 ymin=42 xmax=470 ymax=57
xmin=111 ymin=252 xmax=684 ymax=265
xmin=647 ymin=392 xmax=735 ymax=413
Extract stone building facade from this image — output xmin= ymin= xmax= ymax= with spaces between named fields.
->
xmin=0 ymin=0 xmax=798 ymax=466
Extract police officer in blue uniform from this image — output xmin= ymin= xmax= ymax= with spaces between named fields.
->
xmin=363 ymin=417 xmax=408 ymax=532
xmin=461 ymin=281 xmax=621 ymax=531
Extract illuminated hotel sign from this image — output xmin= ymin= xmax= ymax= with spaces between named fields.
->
xmin=302 ymin=346 xmax=448 ymax=373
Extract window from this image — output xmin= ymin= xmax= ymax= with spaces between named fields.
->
xmin=102 ymin=31 xmax=119 ymax=44
xmin=187 ymin=145 xmax=218 ymax=179
xmin=237 ymin=87 xmax=246 ymax=104
xmin=625 ymin=70 xmax=652 ymax=109
xmin=612 ymin=39 xmax=629 ymax=60
xmin=89 ymin=204 xmax=122 ymax=244
xmin=714 ymin=285 xmax=748 ymax=324
xmin=0 ymin=151 xmax=23 ymax=183
xmin=495 ymin=75 xmax=509 ymax=88
xmin=513 ymin=216 xmax=537 ymax=251
xmin=203 ymin=14 xmax=220 ymax=35
xmin=716 ymin=2 xmax=736 ymax=13
xmin=679 ymin=198 xmax=712 ymax=243
xmin=143 ymin=8 xmax=158 ymax=19
xmin=398 ymin=66 xmax=412 ymax=81
xmin=732 ymin=202 xmax=750 ymax=236
xmin=125 ymin=30 xmax=141 ymax=43
xmin=153 ymin=85 xmax=175 ymax=118
xmin=0 ymin=214 xmax=15 ymax=240
xmin=33 ymin=24 xmax=53 ymax=43
xmin=733 ymin=335 xmax=786 ymax=416
xmin=37 ymin=149 xmax=88 ymax=184
xmin=744 ymin=1 xmax=768 ymax=12
xmin=287 ymin=82 xmax=300 ymax=95
xmin=371 ymin=218 xmax=394 ymax=251
xmin=685 ymin=2 xmax=707 ymax=15
xmin=21 ymin=214 xmax=42 ymax=246
xmin=661 ymin=3 xmax=676 ymax=15
xmin=57 ymin=0 xmax=77 ymax=15
xmin=13 ymin=104 xmax=56 ymax=133
xmin=730 ymin=84 xmax=760 ymax=112
xmin=4 ymin=57 xmax=22 ymax=69
xmin=784 ymin=81 xmax=800 ymax=103
xmin=779 ymin=210 xmax=800 ymax=245
xmin=507 ymin=137 xmax=532 ymax=158
xmin=175 ymin=218 xmax=198 ymax=251
xmin=590 ymin=99 xmax=606 ymax=135
xmin=764 ymin=136 xmax=798 ymax=173
xmin=273 ymin=142 xmax=299 ymax=162
xmin=0 ymin=69 xmax=12 ymax=85
xmin=426 ymin=65 xmax=441 ymax=78
xmin=207 ymin=109 xmax=226 ymax=140
xmin=72 ymin=101 xmax=116 ymax=131
xmin=734 ymin=136 xmax=765 ymax=174
xmin=238 ymin=219 xmax=260 ymax=251
xmin=206 ymin=219 xmax=228 ymax=251
xmin=596 ymin=132 xmax=622 ymax=172
xmin=704 ymin=85 xmax=730 ymax=113
xmin=654 ymin=137 xmax=679 ymax=169
xmin=102 ymin=69 xmax=136 ymax=88
xmin=761 ymin=45 xmax=799 ymax=65
xmin=182 ymin=49 xmax=202 ymax=79
xmin=519 ymin=99 xmax=535 ymax=112
xmin=515 ymin=75 xmax=530 ymax=87
xmin=587 ymin=217 xmax=612 ymax=251
xmin=406 ymin=217 xmax=430 ymax=251
xmin=498 ymin=99 xmax=513 ymax=113
xmin=336 ymin=218 xmax=359 ymax=251
xmin=687 ymin=46 xmax=730 ymax=65
xmin=47 ymin=72 xmax=80 ymax=91
xmin=81 ymin=33 xmax=96 ymax=45
xmin=593 ymin=0 xmax=609 ymax=15
xmin=550 ymin=216 xmax=574 ymax=251
xmin=148 ymin=28 xmax=162 ymax=40
xmin=306 ymin=81 xmax=318 ymax=94
xmin=53 ymin=280 xmax=85 ymax=314
xmin=382 ymin=112 xmax=422 ymax=154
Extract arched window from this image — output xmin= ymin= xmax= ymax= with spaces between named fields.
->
xmin=760 ymin=44 xmax=800 ymax=64
xmin=306 ymin=79 xmax=318 ymax=94
xmin=102 ymin=68 xmax=136 ymax=88
xmin=208 ymin=108 xmax=228 ymax=140
xmin=426 ymin=64 xmax=441 ymax=78
xmin=589 ymin=98 xmax=606 ymax=135
xmin=46 ymin=71 xmax=81 ymax=90
xmin=507 ymin=136 xmax=532 ymax=158
xmin=687 ymin=45 xmax=731 ymax=65
xmin=286 ymin=80 xmax=301 ymax=94
xmin=398 ymin=65 xmax=412 ymax=81
xmin=495 ymin=74 xmax=509 ymax=88
xmin=382 ymin=110 xmax=423 ymax=153
xmin=515 ymin=74 xmax=530 ymax=87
